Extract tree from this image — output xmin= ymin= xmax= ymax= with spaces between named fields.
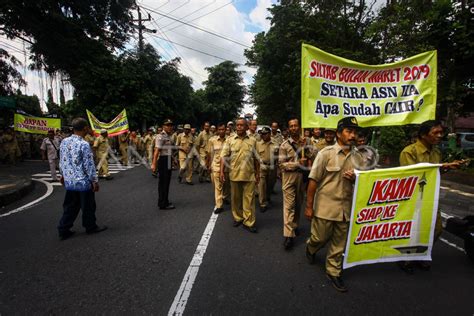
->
xmin=203 ymin=61 xmax=246 ymax=124
xmin=0 ymin=49 xmax=25 ymax=95
xmin=245 ymin=1 xmax=378 ymax=125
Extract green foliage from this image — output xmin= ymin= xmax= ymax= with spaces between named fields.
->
xmin=377 ymin=126 xmax=408 ymax=164
xmin=0 ymin=49 xmax=25 ymax=95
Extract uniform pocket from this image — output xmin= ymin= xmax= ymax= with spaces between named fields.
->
xmin=326 ymin=166 xmax=341 ymax=172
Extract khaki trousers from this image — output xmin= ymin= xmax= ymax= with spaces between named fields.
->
xmin=147 ymin=147 xmax=153 ymax=164
xmin=211 ymin=171 xmax=228 ymax=208
xmin=178 ymin=157 xmax=193 ymax=183
xmin=120 ymin=145 xmax=128 ymax=165
xmin=97 ymin=153 xmax=109 ymax=177
xmin=48 ymin=158 xmax=59 ymax=181
xmin=281 ymin=171 xmax=304 ymax=237
xmin=306 ymin=217 xmax=348 ymax=277
xmin=231 ymin=181 xmax=256 ymax=227
xmin=258 ymin=168 xmax=273 ymax=208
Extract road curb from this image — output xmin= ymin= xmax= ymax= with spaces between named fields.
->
xmin=0 ymin=176 xmax=35 ymax=207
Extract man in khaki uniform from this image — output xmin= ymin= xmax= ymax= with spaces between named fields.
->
xmin=207 ymin=123 xmax=228 ymax=214
xmin=256 ymin=127 xmax=278 ymax=213
xmin=311 ymin=128 xmax=322 ymax=147
xmin=143 ymin=128 xmax=155 ymax=164
xmin=220 ymin=118 xmax=260 ymax=233
xmin=315 ymin=128 xmax=336 ymax=151
xmin=398 ymin=120 xmax=463 ymax=273
xmin=93 ymin=129 xmax=113 ymax=180
xmin=304 ymin=117 xmax=364 ymax=292
xmin=279 ymin=119 xmax=311 ymax=250
xmin=176 ymin=124 xmax=194 ymax=185
xmin=196 ymin=122 xmax=212 ymax=182
xmin=270 ymin=122 xmax=284 ymax=146
xmin=118 ymin=132 xmax=129 ymax=165
xmin=84 ymin=130 xmax=96 ymax=162
xmin=247 ymin=119 xmax=260 ymax=140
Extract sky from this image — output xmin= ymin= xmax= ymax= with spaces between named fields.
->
xmin=0 ymin=0 xmax=278 ymax=115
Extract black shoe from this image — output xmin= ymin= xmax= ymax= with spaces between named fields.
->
xmin=326 ymin=274 xmax=348 ymax=292
xmin=86 ymin=225 xmax=108 ymax=234
xmin=223 ymin=199 xmax=230 ymax=205
xmin=283 ymin=237 xmax=294 ymax=250
xmin=152 ymin=172 xmax=157 ymax=178
xmin=233 ymin=220 xmax=242 ymax=227
xmin=244 ymin=225 xmax=258 ymax=233
xmin=305 ymin=246 xmax=316 ymax=264
xmin=105 ymin=176 xmax=113 ymax=180
xmin=294 ymin=228 xmax=300 ymax=236
xmin=397 ymin=261 xmax=415 ymax=274
xmin=214 ymin=208 xmax=224 ymax=214
xmin=260 ymin=206 xmax=267 ymax=213
xmin=178 ymin=176 xmax=182 ymax=183
xmin=160 ymin=204 xmax=176 ymax=210
xmin=185 ymin=181 xmax=194 ymax=185
xmin=59 ymin=230 xmax=75 ymax=241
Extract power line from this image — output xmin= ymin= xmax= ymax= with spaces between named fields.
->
xmin=140 ymin=4 xmax=250 ymax=48
xmin=155 ymin=0 xmax=190 ymax=22
xmin=166 ymin=1 xmax=234 ymax=32
xmin=161 ymin=0 xmax=217 ymax=30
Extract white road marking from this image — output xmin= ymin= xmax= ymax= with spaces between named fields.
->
xmin=440 ymin=212 xmax=453 ymax=220
xmin=168 ymin=213 xmax=219 ymax=316
xmin=32 ymin=173 xmax=53 ymax=177
xmin=440 ymin=237 xmax=466 ymax=253
xmin=440 ymin=186 xmax=474 ymax=198
xmin=0 ymin=179 xmax=54 ymax=218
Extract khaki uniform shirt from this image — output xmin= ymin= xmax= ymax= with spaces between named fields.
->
xmin=207 ymin=135 xmax=227 ymax=173
xmin=143 ymin=134 xmax=154 ymax=151
xmin=155 ymin=131 xmax=173 ymax=156
xmin=176 ymin=132 xmax=194 ymax=159
xmin=271 ymin=133 xmax=284 ymax=147
xmin=247 ymin=130 xmax=261 ymax=141
xmin=93 ymin=135 xmax=109 ymax=156
xmin=308 ymin=143 xmax=364 ymax=222
xmin=118 ymin=134 xmax=128 ymax=148
xmin=279 ymin=137 xmax=312 ymax=172
xmin=84 ymin=134 xmax=96 ymax=148
xmin=221 ymin=134 xmax=257 ymax=182
xmin=256 ymin=139 xmax=278 ymax=171
xmin=399 ymin=139 xmax=441 ymax=166
xmin=316 ymin=139 xmax=335 ymax=151
xmin=196 ymin=131 xmax=212 ymax=154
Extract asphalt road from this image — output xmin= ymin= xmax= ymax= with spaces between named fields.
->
xmin=0 ymin=161 xmax=473 ymax=315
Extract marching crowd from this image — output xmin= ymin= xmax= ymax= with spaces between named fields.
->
xmin=2 ymin=115 xmax=466 ymax=293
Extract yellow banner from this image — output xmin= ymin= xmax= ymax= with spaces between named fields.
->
xmin=343 ymin=163 xmax=440 ymax=268
xmin=301 ymin=44 xmax=437 ymax=128
xmin=14 ymin=114 xmax=61 ymax=134
xmin=86 ymin=109 xmax=129 ymax=137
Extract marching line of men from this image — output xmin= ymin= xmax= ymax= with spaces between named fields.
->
xmin=149 ymin=116 xmax=468 ymax=293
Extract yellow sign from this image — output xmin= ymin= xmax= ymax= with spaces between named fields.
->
xmin=344 ymin=163 xmax=440 ymax=268
xmin=301 ymin=44 xmax=437 ymax=128
xmin=86 ymin=109 xmax=129 ymax=136
xmin=14 ymin=114 xmax=61 ymax=134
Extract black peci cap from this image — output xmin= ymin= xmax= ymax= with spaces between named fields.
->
xmin=337 ymin=116 xmax=359 ymax=130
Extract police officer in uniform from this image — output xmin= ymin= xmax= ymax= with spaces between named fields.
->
xmin=256 ymin=127 xmax=278 ymax=213
xmin=152 ymin=119 xmax=175 ymax=210
xmin=207 ymin=123 xmax=228 ymax=214
xmin=279 ymin=119 xmax=311 ymax=250
xmin=220 ymin=118 xmax=260 ymax=233
xmin=93 ymin=129 xmax=113 ymax=180
xmin=176 ymin=124 xmax=194 ymax=185
xmin=304 ymin=117 xmax=364 ymax=292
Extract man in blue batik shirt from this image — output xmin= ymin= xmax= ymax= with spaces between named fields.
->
xmin=57 ymin=117 xmax=107 ymax=240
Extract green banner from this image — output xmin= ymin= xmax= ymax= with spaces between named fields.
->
xmin=14 ymin=113 xmax=61 ymax=134
xmin=86 ymin=109 xmax=129 ymax=137
xmin=301 ymin=44 xmax=437 ymax=128
xmin=343 ymin=163 xmax=440 ymax=268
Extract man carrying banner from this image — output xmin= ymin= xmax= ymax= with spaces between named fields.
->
xmin=93 ymin=129 xmax=113 ymax=180
xmin=41 ymin=130 xmax=61 ymax=181
xmin=398 ymin=120 xmax=464 ymax=273
xmin=304 ymin=116 xmax=364 ymax=292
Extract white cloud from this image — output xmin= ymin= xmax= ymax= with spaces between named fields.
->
xmin=249 ymin=0 xmax=274 ymax=31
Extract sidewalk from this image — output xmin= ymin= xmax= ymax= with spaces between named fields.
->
xmin=0 ymin=160 xmax=44 ymax=207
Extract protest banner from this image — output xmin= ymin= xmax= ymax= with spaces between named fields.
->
xmin=301 ymin=44 xmax=437 ymax=128
xmin=14 ymin=113 xmax=61 ymax=134
xmin=343 ymin=163 xmax=440 ymax=268
xmin=86 ymin=109 xmax=129 ymax=136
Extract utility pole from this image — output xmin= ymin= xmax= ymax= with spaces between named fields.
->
xmin=133 ymin=4 xmax=156 ymax=53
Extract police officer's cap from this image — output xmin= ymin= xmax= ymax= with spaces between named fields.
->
xmin=260 ymin=126 xmax=271 ymax=134
xmin=227 ymin=121 xmax=234 ymax=126
xmin=337 ymin=116 xmax=359 ymax=130
xmin=163 ymin=119 xmax=173 ymax=125
xmin=184 ymin=124 xmax=191 ymax=129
